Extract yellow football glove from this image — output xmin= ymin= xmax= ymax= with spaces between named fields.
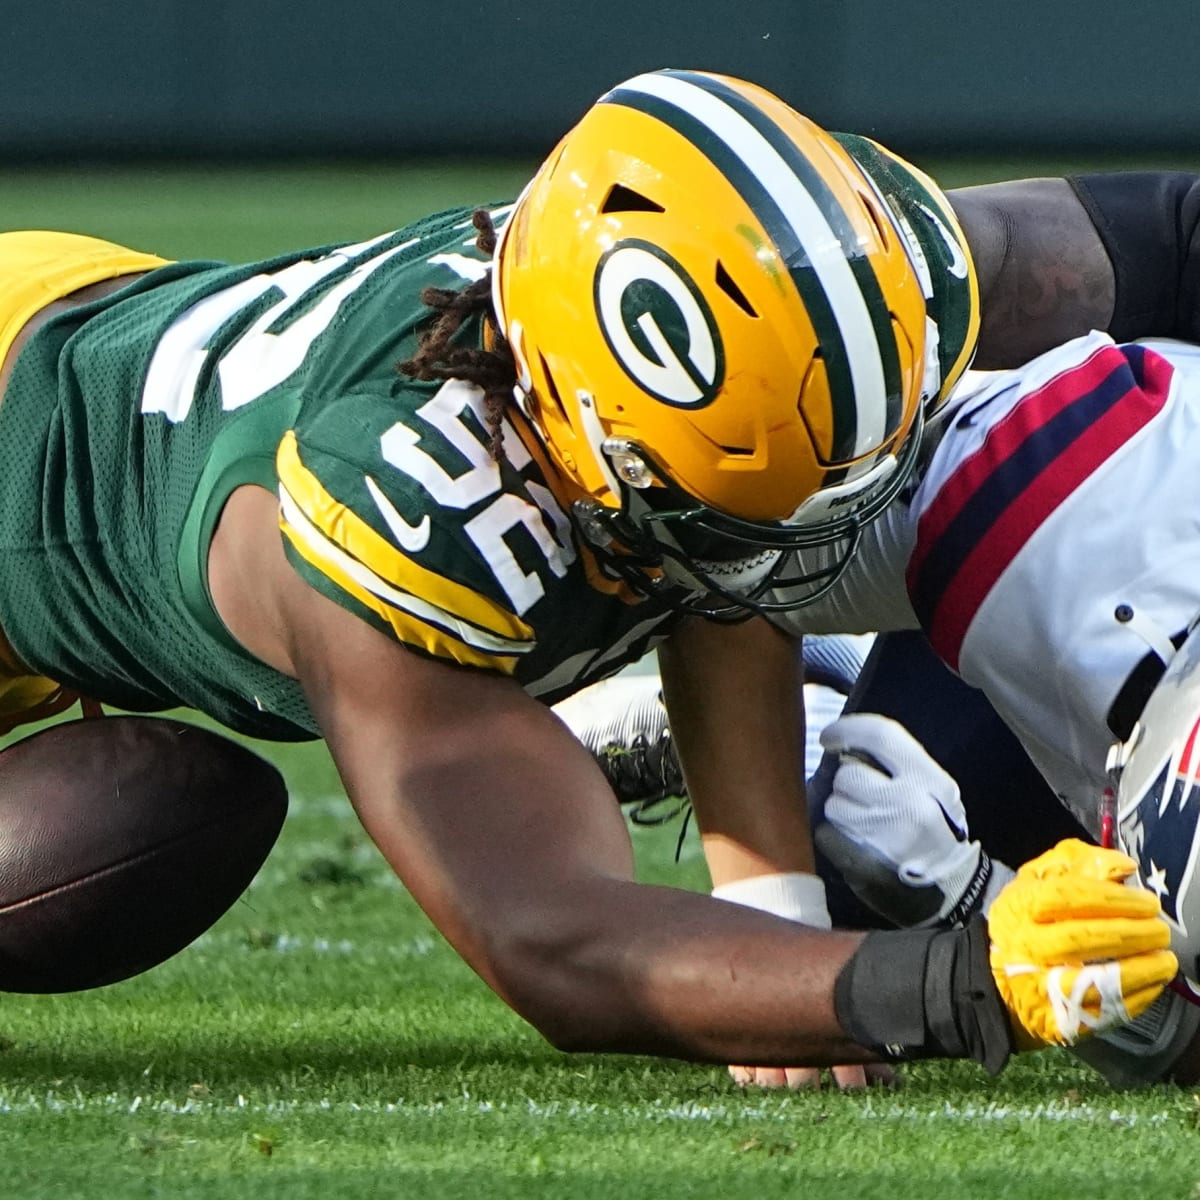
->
xmin=988 ymin=838 xmax=1177 ymax=1048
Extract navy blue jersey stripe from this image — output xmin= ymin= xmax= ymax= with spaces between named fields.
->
xmin=908 ymin=356 xmax=1133 ymax=629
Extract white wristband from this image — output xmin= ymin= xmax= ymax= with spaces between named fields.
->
xmin=711 ymin=871 xmax=832 ymax=929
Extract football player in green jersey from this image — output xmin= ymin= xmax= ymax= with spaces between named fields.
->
xmin=0 ymin=69 xmax=1179 ymax=1086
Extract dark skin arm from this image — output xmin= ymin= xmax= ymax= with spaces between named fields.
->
xmin=948 ymin=177 xmax=1115 ymax=369
xmin=210 ymin=484 xmax=871 ymax=1065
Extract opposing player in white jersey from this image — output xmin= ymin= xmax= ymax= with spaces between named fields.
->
xmin=769 ymin=331 xmax=1200 ymax=1086
xmin=778 ymin=332 xmax=1194 ymax=826
xmin=565 ymin=330 xmax=1200 ymax=1086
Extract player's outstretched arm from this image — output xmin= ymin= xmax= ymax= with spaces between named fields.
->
xmin=210 ymin=488 xmax=1176 ymax=1071
xmin=285 ymin=579 xmax=873 ymax=1064
xmin=950 ymin=172 xmax=1200 ymax=369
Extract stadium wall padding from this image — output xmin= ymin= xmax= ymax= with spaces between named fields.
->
xmin=4 ymin=0 xmax=1199 ymax=161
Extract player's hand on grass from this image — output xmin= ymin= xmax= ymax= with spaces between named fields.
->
xmin=987 ymin=839 xmax=1177 ymax=1047
xmin=815 ymin=714 xmax=1015 ymax=928
xmin=729 ymin=1062 xmax=897 ymax=1090
xmin=712 ymin=870 xmax=897 ymax=1089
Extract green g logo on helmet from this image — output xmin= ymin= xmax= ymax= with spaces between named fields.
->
xmin=593 ymin=240 xmax=725 ymax=408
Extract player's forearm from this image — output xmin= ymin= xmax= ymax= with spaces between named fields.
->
xmin=485 ymin=879 xmax=1026 ymax=1077
xmin=486 ymin=877 xmax=872 ymax=1063
xmin=659 ymin=618 xmax=814 ymax=884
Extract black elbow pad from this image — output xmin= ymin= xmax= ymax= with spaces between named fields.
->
xmin=1070 ymin=172 xmax=1200 ymax=342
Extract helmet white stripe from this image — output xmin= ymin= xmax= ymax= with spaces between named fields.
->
xmin=616 ymin=71 xmax=888 ymax=457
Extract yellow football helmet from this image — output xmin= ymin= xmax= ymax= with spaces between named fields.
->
xmin=492 ymin=68 xmax=939 ymax=614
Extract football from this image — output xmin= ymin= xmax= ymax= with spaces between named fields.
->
xmin=0 ymin=715 xmax=288 ymax=992
xmin=1113 ymin=630 xmax=1200 ymax=994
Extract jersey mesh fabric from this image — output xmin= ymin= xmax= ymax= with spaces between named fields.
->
xmin=0 ymin=208 xmax=674 ymax=739
xmin=0 ymin=259 xmax=318 ymax=737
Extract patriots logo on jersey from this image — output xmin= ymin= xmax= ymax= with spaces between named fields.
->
xmin=1120 ymin=713 xmax=1200 ymax=935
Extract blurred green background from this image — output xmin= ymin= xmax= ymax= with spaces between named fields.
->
xmin=6 ymin=153 xmax=1200 ymax=267
xmin=3 ymin=8 xmax=1200 ymax=1193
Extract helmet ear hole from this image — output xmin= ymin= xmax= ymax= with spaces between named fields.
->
xmin=601 ymin=184 xmax=665 ymax=214
xmin=538 ymin=353 xmax=571 ymax=424
xmin=715 ymin=262 xmax=757 ymax=317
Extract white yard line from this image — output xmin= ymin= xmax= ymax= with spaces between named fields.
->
xmin=0 ymin=1091 xmax=1176 ymax=1126
xmin=184 ymin=930 xmax=437 ymax=957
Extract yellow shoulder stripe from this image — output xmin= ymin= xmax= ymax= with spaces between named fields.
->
xmin=281 ymin=502 xmax=519 ymax=674
xmin=277 ymin=432 xmax=532 ymax=668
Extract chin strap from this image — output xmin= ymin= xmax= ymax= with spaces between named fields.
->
xmin=571 ymin=497 xmax=857 ymax=622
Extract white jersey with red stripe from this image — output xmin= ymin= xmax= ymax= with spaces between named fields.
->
xmin=773 ymin=331 xmax=1200 ymax=830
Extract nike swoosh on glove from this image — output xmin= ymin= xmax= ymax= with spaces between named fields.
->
xmin=815 ymin=714 xmax=1015 ymax=928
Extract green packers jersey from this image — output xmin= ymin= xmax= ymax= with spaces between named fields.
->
xmin=0 ymin=208 xmax=676 ymax=740
xmin=834 ymin=133 xmax=980 ymax=406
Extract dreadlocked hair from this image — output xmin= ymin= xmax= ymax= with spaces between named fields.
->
xmin=397 ymin=209 xmax=517 ymax=457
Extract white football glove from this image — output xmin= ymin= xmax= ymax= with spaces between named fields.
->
xmin=814 ymin=714 xmax=1015 ymax=929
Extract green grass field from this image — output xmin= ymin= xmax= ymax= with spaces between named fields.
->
xmin=5 ymin=739 xmax=1200 ymax=1200
xmin=4 ymin=158 xmax=1200 ymax=1198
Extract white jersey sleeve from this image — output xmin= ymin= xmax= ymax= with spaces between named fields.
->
xmin=907 ymin=332 xmax=1200 ymax=828
xmin=767 ymin=500 xmax=920 ymax=636
xmin=774 ymin=330 xmax=1200 ymax=834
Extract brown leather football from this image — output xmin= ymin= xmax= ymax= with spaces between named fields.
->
xmin=0 ymin=716 xmax=287 ymax=992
